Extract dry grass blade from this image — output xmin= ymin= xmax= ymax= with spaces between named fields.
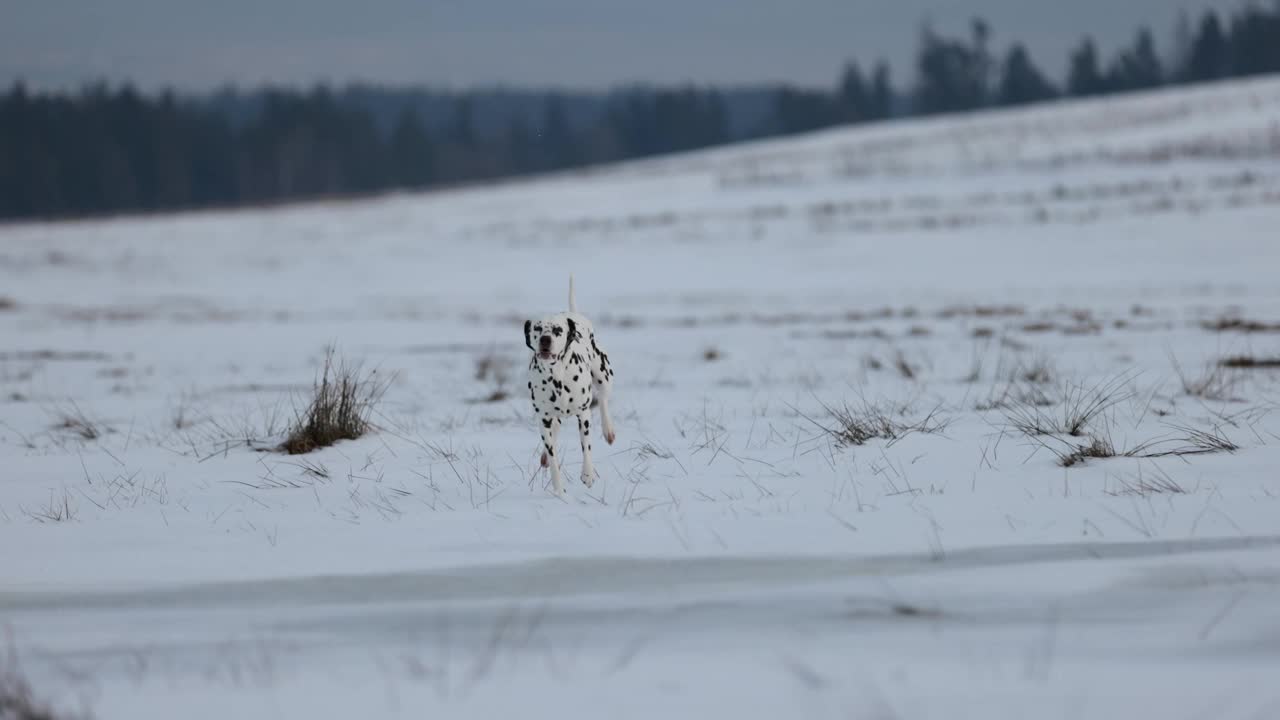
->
xmin=1143 ymin=422 xmax=1240 ymax=457
xmin=280 ymin=346 xmax=391 ymax=455
xmin=23 ymin=489 xmax=78 ymax=523
xmin=1106 ymin=466 xmax=1186 ymax=497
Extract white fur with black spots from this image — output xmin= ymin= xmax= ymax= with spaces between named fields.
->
xmin=524 ymin=276 xmax=616 ymax=496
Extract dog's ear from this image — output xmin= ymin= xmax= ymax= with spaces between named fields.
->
xmin=524 ymin=320 xmax=533 ymax=351
xmin=561 ymin=318 xmax=579 ymax=359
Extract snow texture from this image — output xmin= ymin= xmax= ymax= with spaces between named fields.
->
xmin=3 ymin=76 xmax=1280 ymax=719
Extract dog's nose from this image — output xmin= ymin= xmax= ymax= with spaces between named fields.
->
xmin=539 ymin=336 xmax=552 ymax=348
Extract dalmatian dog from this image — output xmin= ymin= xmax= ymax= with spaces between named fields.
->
xmin=524 ymin=276 xmax=616 ymax=495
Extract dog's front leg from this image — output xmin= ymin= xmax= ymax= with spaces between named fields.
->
xmin=577 ymin=413 xmax=596 ymax=488
xmin=540 ymin=417 xmax=564 ymax=496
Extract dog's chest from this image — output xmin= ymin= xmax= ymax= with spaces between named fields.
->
xmin=528 ymin=347 xmax=595 ymax=417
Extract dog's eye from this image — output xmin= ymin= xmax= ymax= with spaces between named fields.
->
xmin=552 ymin=327 xmax=563 ymax=337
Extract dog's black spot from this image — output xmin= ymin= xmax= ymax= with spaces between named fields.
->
xmin=542 ymin=418 xmax=552 ymax=429
xmin=550 ymin=393 xmax=557 ymax=402
xmin=585 ymin=420 xmax=590 ymax=428
xmin=552 ymin=326 xmax=563 ymax=337
xmin=573 ymin=375 xmax=579 ymax=381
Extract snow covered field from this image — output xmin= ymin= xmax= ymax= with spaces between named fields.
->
xmin=3 ymin=77 xmax=1280 ymax=719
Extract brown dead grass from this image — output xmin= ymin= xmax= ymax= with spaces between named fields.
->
xmin=1219 ymin=356 xmax=1280 ymax=369
xmin=1202 ymin=317 xmax=1280 ymax=333
xmin=280 ymin=347 xmax=389 ymax=455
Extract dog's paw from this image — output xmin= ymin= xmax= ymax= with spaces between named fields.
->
xmin=581 ymin=470 xmax=595 ymax=489
xmin=605 ymin=429 xmax=616 ymax=445
xmin=540 ymin=451 xmax=549 ymax=467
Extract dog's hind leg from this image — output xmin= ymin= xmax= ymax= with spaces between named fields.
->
xmin=596 ymin=389 xmax=616 ymax=445
xmin=577 ymin=413 xmax=596 ymax=487
xmin=540 ymin=417 xmax=564 ymax=495
xmin=589 ymin=340 xmax=617 ymax=445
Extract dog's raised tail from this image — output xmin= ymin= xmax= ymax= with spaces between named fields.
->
xmin=568 ymin=274 xmax=577 ymax=312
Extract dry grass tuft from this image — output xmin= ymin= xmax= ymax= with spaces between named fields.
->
xmin=1 ymin=646 xmax=88 ymax=720
xmin=51 ymin=404 xmax=103 ymax=441
xmin=798 ymin=398 xmax=949 ymax=449
xmin=1001 ymin=374 xmax=1132 ymax=438
xmin=892 ymin=351 xmax=918 ymax=380
xmin=470 ymin=350 xmax=513 ymax=404
xmin=1016 ymin=355 xmax=1055 ymax=385
xmin=470 ymin=388 xmax=510 ymax=404
xmin=1039 ymin=420 xmax=1238 ymax=468
xmin=474 ymin=351 xmax=511 ymax=383
xmin=1201 ymin=317 xmax=1280 ymax=333
xmin=280 ymin=347 xmax=389 ymax=455
xmin=1055 ymin=435 xmax=1117 ymax=467
xmin=1172 ymin=355 xmax=1239 ymax=401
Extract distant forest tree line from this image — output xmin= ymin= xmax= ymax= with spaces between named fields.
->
xmin=2 ymin=4 xmax=1279 ymax=220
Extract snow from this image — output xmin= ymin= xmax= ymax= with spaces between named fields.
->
xmin=3 ymin=76 xmax=1280 ymax=718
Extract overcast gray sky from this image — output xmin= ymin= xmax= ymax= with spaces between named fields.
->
xmin=1 ymin=0 xmax=1232 ymax=91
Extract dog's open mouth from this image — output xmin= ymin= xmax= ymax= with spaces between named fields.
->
xmin=538 ymin=351 xmax=553 ymax=361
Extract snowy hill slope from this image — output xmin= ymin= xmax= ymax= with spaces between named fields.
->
xmin=2 ymin=76 xmax=1280 ymax=719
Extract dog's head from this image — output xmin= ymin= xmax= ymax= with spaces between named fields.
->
xmin=524 ymin=315 xmax=579 ymax=363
